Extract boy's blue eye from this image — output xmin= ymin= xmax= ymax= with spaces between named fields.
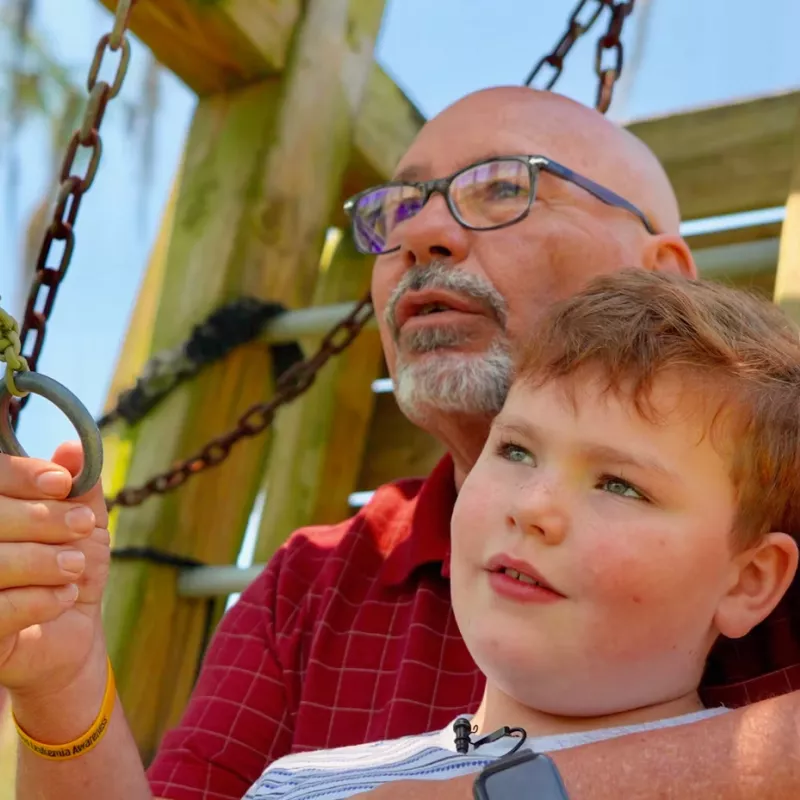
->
xmin=600 ymin=476 xmax=645 ymax=501
xmin=495 ymin=440 xmax=535 ymax=465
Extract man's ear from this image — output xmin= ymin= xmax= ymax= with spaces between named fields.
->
xmin=715 ymin=532 xmax=799 ymax=640
xmin=642 ymin=234 xmax=697 ymax=279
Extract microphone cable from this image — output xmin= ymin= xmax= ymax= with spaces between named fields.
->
xmin=453 ymin=717 xmax=528 ymax=757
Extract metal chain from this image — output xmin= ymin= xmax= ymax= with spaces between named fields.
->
xmin=107 ymin=295 xmax=375 ymax=509
xmin=9 ymin=0 xmax=136 ymax=428
xmin=524 ymin=0 xmax=636 ymax=114
xmin=594 ymin=1 xmax=635 ymax=113
xmin=524 ymin=0 xmax=611 ymax=92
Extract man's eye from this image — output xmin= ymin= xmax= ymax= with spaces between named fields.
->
xmin=484 ymin=180 xmax=526 ymax=200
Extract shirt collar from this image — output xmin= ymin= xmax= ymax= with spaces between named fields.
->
xmin=374 ymin=454 xmax=457 ymax=587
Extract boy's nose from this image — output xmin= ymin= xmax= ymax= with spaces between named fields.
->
xmin=506 ymin=481 xmax=568 ymax=546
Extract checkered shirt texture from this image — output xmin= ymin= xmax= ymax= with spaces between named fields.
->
xmin=148 ymin=455 xmax=800 ymax=799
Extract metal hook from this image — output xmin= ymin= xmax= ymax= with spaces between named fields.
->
xmin=0 ymin=372 xmax=103 ymax=499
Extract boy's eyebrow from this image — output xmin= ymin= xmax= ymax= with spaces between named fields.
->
xmin=581 ymin=443 xmax=682 ymax=485
xmin=492 ymin=417 xmax=538 ymax=443
xmin=492 ymin=416 xmax=682 ymax=485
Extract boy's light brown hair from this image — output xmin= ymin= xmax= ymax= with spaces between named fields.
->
xmin=518 ymin=268 xmax=800 ymax=546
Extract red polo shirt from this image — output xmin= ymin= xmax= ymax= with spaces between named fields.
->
xmin=148 ymin=455 xmax=800 ymax=800
xmin=148 ymin=455 xmax=484 ymax=800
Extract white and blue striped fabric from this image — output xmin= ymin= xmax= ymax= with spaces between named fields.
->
xmin=244 ymin=707 xmax=728 ymax=799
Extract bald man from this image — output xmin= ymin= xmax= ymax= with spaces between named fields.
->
xmin=4 ymin=88 xmax=799 ymax=800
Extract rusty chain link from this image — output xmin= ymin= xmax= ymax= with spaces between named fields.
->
xmin=524 ymin=0 xmax=636 ymax=114
xmin=107 ymin=295 xmax=375 ymax=509
xmin=9 ymin=0 xmax=135 ymax=429
xmin=525 ymin=0 xmax=610 ymax=91
xmin=594 ymin=1 xmax=635 ymax=113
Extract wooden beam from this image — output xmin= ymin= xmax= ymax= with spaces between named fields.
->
xmin=253 ymin=232 xmax=383 ymax=562
xmin=687 ymin=221 xmax=782 ymax=252
xmin=97 ymin=0 xmax=301 ymax=94
xmin=628 ymin=91 xmax=800 ymax=222
xmin=102 ymin=0 xmax=388 ymax=760
xmin=771 ymin=111 xmax=800 ymax=321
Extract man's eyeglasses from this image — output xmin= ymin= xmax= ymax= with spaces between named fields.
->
xmin=343 ymin=155 xmax=658 ymax=256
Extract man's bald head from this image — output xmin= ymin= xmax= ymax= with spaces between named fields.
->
xmin=371 ymin=84 xmax=695 ymax=480
xmin=399 ymin=86 xmax=681 ymax=234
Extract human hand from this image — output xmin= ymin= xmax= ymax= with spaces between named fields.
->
xmin=0 ymin=441 xmax=110 ymax=700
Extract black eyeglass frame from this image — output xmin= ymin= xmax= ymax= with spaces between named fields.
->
xmin=343 ymin=155 xmax=658 ymax=255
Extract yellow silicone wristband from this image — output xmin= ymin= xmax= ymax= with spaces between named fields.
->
xmin=13 ymin=656 xmax=116 ymax=761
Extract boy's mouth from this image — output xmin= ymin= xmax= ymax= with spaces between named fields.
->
xmin=497 ymin=566 xmax=547 ymax=587
xmin=485 ymin=554 xmax=565 ymax=598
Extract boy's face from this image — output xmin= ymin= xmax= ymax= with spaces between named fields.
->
xmin=450 ymin=371 xmax=742 ymax=717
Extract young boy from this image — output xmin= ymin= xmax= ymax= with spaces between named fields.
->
xmin=243 ymin=269 xmax=800 ymax=799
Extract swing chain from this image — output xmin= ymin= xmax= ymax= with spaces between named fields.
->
xmin=525 ymin=0 xmax=610 ymax=91
xmin=9 ymin=0 xmax=136 ymax=428
xmin=594 ymin=1 xmax=636 ymax=114
xmin=524 ymin=0 xmax=635 ymax=114
xmin=107 ymin=294 xmax=375 ymax=509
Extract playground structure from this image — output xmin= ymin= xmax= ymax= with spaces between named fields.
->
xmin=0 ymin=0 xmax=799 ymax=769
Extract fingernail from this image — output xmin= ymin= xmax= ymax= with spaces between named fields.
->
xmin=54 ymin=584 xmax=79 ymax=604
xmin=37 ymin=471 xmax=71 ymax=497
xmin=57 ymin=550 xmax=86 ymax=576
xmin=64 ymin=506 xmax=95 ymax=533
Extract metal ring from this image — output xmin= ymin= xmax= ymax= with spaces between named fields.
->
xmin=0 ymin=372 xmax=103 ymax=499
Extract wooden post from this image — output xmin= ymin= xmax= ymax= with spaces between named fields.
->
xmin=253 ymin=232 xmax=383 ymax=562
xmin=101 ymin=168 xmax=182 ymax=522
xmin=102 ymin=0 xmax=388 ymax=760
xmin=772 ymin=111 xmax=800 ymax=321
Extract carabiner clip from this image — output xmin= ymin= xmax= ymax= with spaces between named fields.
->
xmin=0 ymin=371 xmax=104 ymax=499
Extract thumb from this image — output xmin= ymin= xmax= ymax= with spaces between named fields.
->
xmin=51 ymin=441 xmax=108 ymax=527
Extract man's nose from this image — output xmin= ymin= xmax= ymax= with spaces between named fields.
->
xmin=398 ymin=193 xmax=470 ymax=269
xmin=506 ymin=480 xmax=568 ymax=547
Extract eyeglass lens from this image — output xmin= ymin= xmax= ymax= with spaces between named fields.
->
xmin=351 ymin=159 xmax=533 ymax=255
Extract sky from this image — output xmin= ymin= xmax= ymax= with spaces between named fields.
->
xmin=1 ymin=0 xmax=799 ymax=470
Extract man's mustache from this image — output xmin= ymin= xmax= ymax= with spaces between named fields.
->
xmin=385 ymin=262 xmax=508 ymax=341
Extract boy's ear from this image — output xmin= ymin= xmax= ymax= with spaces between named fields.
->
xmin=715 ymin=532 xmax=799 ymax=640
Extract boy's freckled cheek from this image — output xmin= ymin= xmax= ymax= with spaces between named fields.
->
xmin=575 ymin=541 xmax=664 ymax=606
